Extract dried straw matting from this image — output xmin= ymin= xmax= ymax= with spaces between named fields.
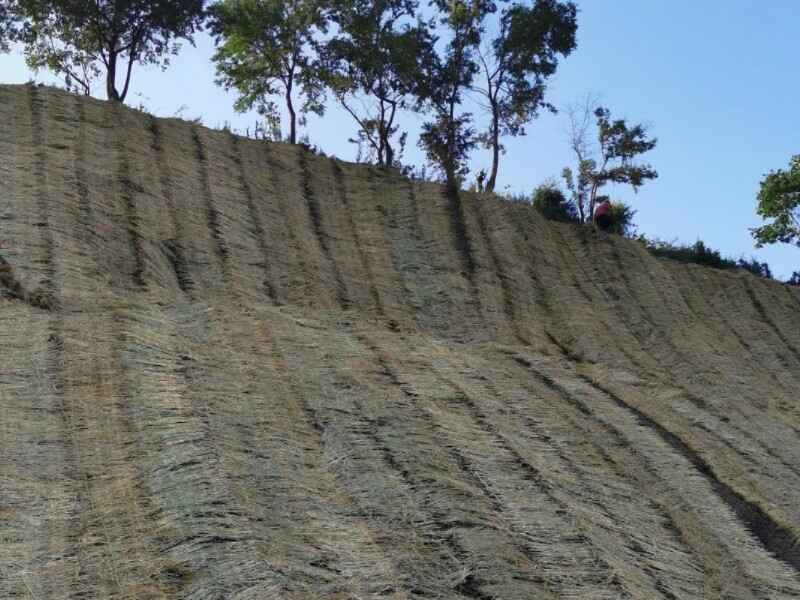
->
xmin=1 ymin=84 xmax=800 ymax=599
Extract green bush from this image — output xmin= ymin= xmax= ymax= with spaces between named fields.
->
xmin=531 ymin=184 xmax=579 ymax=223
xmin=638 ymin=237 xmax=773 ymax=279
xmin=606 ymin=200 xmax=637 ymax=238
xmin=788 ymin=271 xmax=800 ymax=286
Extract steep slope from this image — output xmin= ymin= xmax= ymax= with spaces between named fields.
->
xmin=1 ymin=84 xmax=800 ymax=599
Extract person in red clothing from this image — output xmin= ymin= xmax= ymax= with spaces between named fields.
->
xmin=593 ymin=198 xmax=613 ymax=232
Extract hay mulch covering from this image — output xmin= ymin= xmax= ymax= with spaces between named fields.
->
xmin=2 ymin=84 xmax=800 ymax=599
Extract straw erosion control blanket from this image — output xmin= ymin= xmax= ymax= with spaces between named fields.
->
xmin=2 ymin=84 xmax=800 ymax=599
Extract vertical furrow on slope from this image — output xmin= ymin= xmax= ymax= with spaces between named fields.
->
xmin=329 ymin=159 xmax=383 ymax=315
xmin=477 ymin=350 xmax=706 ymax=600
xmin=352 ymin=331 xmax=572 ymax=599
xmin=28 ymin=86 xmax=56 ymax=294
xmin=0 ymin=306 xmax=73 ymax=600
xmin=359 ymin=332 xmax=637 ymax=599
xmin=501 ymin=352 xmax=780 ymax=598
xmin=272 ymin=321 xmax=540 ymax=599
xmin=25 ymin=85 xmax=91 ymax=599
xmin=37 ymin=88 xmax=180 ymax=597
xmin=119 ymin=305 xmax=290 ymax=599
xmin=462 ymin=193 xmax=530 ymax=345
xmin=229 ymin=134 xmax=278 ymax=303
xmin=297 ymin=147 xmax=349 ymax=310
xmin=258 ymin=314 xmax=472 ymax=599
xmin=582 ymin=375 xmax=800 ymax=578
xmin=443 ymin=186 xmax=490 ymax=334
xmin=195 ymin=128 xmax=283 ymax=303
xmin=146 ymin=119 xmax=225 ymax=296
xmin=112 ymin=102 xmax=147 ymax=290
xmin=412 ymin=181 xmax=485 ymax=339
xmin=381 ymin=177 xmax=453 ymax=332
xmin=741 ymin=276 xmax=800 ymax=369
xmin=192 ymin=127 xmax=232 ymax=286
xmin=73 ymin=96 xmax=95 ymax=248
xmin=0 ymin=86 xmax=29 ymax=280
xmin=148 ymin=116 xmax=194 ymax=296
xmin=675 ymin=263 xmax=800 ymax=440
xmin=444 ymin=186 xmax=477 ymax=277
xmin=526 ymin=217 xmax=655 ymax=371
xmin=255 ymin=142 xmax=340 ymax=309
xmin=516 ymin=353 xmax=800 ymax=597
xmin=351 ymin=165 xmax=416 ymax=324
xmin=585 ymin=237 xmax=800 ymax=526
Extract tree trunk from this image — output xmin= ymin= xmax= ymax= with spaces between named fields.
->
xmin=286 ymin=86 xmax=296 ymax=145
xmin=385 ymin=141 xmax=394 ymax=169
xmin=486 ymin=109 xmax=500 ymax=193
xmin=118 ymin=52 xmax=136 ymax=104
xmin=106 ymin=50 xmax=121 ymax=102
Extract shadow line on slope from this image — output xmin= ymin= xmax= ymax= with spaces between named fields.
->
xmin=0 ymin=255 xmax=57 ymax=310
xmin=742 ymin=278 xmax=800 ymax=367
xmin=297 ymin=147 xmax=349 ymax=310
xmin=113 ymin=102 xmax=147 ymax=290
xmin=149 ymin=117 xmax=194 ymax=296
xmin=192 ymin=127 xmax=232 ymax=283
xmin=468 ymin=194 xmax=529 ymax=345
xmin=27 ymin=84 xmax=87 ymax=596
xmin=330 ymin=159 xmax=383 ymax=316
xmin=229 ymin=134 xmax=278 ymax=304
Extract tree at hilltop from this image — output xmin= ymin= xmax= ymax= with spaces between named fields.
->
xmin=473 ymin=0 xmax=577 ymax=193
xmin=416 ymin=0 xmax=492 ymax=188
xmin=209 ymin=0 xmax=327 ymax=145
xmin=13 ymin=0 xmax=205 ymax=102
xmin=321 ymin=0 xmax=434 ymax=168
xmin=752 ymin=154 xmax=800 ymax=249
xmin=0 ymin=1 xmax=20 ymax=52
xmin=563 ymin=98 xmax=658 ymax=223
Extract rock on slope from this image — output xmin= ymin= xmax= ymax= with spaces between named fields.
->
xmin=1 ymin=84 xmax=800 ymax=599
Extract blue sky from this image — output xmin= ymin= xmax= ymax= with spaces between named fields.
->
xmin=1 ymin=0 xmax=797 ymax=278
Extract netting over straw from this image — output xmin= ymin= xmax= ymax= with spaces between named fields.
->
xmin=2 ymin=84 xmax=800 ymax=599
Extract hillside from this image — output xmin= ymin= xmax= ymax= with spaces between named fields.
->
xmin=1 ymin=84 xmax=800 ymax=599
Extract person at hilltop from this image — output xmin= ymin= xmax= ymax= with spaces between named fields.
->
xmin=594 ymin=197 xmax=613 ymax=232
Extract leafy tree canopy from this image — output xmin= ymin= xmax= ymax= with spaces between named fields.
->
xmin=476 ymin=0 xmax=577 ymax=192
xmin=0 ymin=1 xmax=20 ymax=52
xmin=323 ymin=0 xmax=434 ymax=167
xmin=13 ymin=0 xmax=205 ymax=102
xmin=209 ymin=0 xmax=327 ymax=144
xmin=752 ymin=154 xmax=800 ymax=248
xmin=417 ymin=0 xmax=494 ymax=185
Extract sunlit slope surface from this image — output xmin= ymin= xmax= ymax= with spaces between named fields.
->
xmin=2 ymin=84 xmax=800 ymax=599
